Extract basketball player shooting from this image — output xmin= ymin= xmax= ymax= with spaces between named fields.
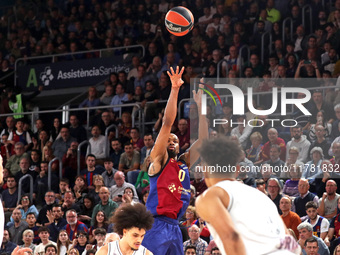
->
xmin=196 ymin=137 xmax=301 ymax=255
xmin=141 ymin=66 xmax=208 ymax=254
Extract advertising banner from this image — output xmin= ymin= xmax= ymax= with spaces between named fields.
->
xmin=16 ymin=56 xmax=130 ymax=91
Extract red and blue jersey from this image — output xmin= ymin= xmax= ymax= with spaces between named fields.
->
xmin=146 ymin=158 xmax=190 ymax=220
xmin=63 ymin=221 xmax=88 ymax=241
xmin=308 ymin=216 xmax=324 ymax=237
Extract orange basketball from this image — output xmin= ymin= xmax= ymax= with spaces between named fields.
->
xmin=165 ymin=6 xmax=194 ymax=36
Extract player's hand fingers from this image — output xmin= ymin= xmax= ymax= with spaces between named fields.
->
xmin=179 ymin=66 xmax=184 ymax=75
xmin=170 ymin=66 xmax=174 ymax=75
xmin=167 ymin=71 xmax=171 ymax=77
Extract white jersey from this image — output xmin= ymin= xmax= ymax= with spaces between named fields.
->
xmin=0 ymin=199 xmax=3 ymax=247
xmin=207 ymin=180 xmax=294 ymax=255
xmin=108 ymin=240 xmax=147 ymax=255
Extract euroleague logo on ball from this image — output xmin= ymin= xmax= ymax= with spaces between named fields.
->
xmin=165 ymin=6 xmax=194 ymax=36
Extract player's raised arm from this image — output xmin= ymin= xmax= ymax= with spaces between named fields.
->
xmin=181 ymin=81 xmax=209 ymax=168
xmin=149 ymin=66 xmax=184 ymax=175
xmin=196 ymin=187 xmax=246 ymax=255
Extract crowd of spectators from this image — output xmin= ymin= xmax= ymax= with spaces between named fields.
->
xmin=3 ymin=0 xmax=340 ymax=254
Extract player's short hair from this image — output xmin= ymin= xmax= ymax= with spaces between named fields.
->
xmin=197 ymin=137 xmax=242 ymax=177
xmin=111 ymin=203 xmax=154 ymax=236
xmin=305 ymin=201 xmax=318 ymax=210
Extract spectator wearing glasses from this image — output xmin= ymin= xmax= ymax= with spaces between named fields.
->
xmin=19 ymin=229 xmax=36 ymax=253
xmin=37 ymin=191 xmax=57 ymax=226
xmin=70 ymin=231 xmax=88 ymax=255
xmin=4 ymin=142 xmax=28 ymax=176
xmin=183 ymin=225 xmax=208 ymax=255
xmin=63 ymin=209 xmax=88 ymax=241
xmin=10 ymin=194 xmax=38 ymax=223
xmin=97 ymin=111 xmax=116 ymax=137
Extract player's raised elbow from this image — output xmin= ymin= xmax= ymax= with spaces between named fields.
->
xmin=222 ymin=230 xmax=242 ymax=247
xmin=223 ymin=231 xmax=245 ymax=255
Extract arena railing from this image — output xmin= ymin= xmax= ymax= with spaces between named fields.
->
xmin=302 ymin=5 xmax=313 ymax=35
xmin=282 ymin=17 xmax=293 ymax=47
xmin=0 ymin=70 xmax=14 ymax=83
xmin=0 ymin=5 xmax=17 ymax=37
xmin=0 ymin=102 xmax=142 ymax=136
xmin=261 ymin=32 xmax=273 ymax=64
xmin=48 ymin=157 xmax=63 ymax=191
xmin=14 ymin=45 xmax=145 ymax=71
xmin=322 ymin=0 xmax=332 ymax=8
xmin=217 ymin=59 xmax=229 ymax=82
xmin=238 ymin=45 xmax=251 ymax=77
xmin=104 ymin=124 xmax=119 ymax=159
xmin=17 ymin=174 xmax=34 ymax=205
xmin=57 ymin=77 xmax=108 ymax=110
xmin=2 ymin=84 xmax=337 ymax=133
xmin=77 ymin=141 xmax=91 ymax=176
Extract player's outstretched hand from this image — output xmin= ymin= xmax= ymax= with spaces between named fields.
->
xmin=192 ymin=78 xmax=204 ymax=109
xmin=167 ymin=66 xmax=184 ymax=89
xmin=11 ymin=246 xmax=32 ymax=255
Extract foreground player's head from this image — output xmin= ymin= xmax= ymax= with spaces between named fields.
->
xmin=197 ymin=137 xmax=242 ymax=179
xmin=111 ymin=203 xmax=154 ymax=250
xmin=167 ymin=133 xmax=179 ymax=158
